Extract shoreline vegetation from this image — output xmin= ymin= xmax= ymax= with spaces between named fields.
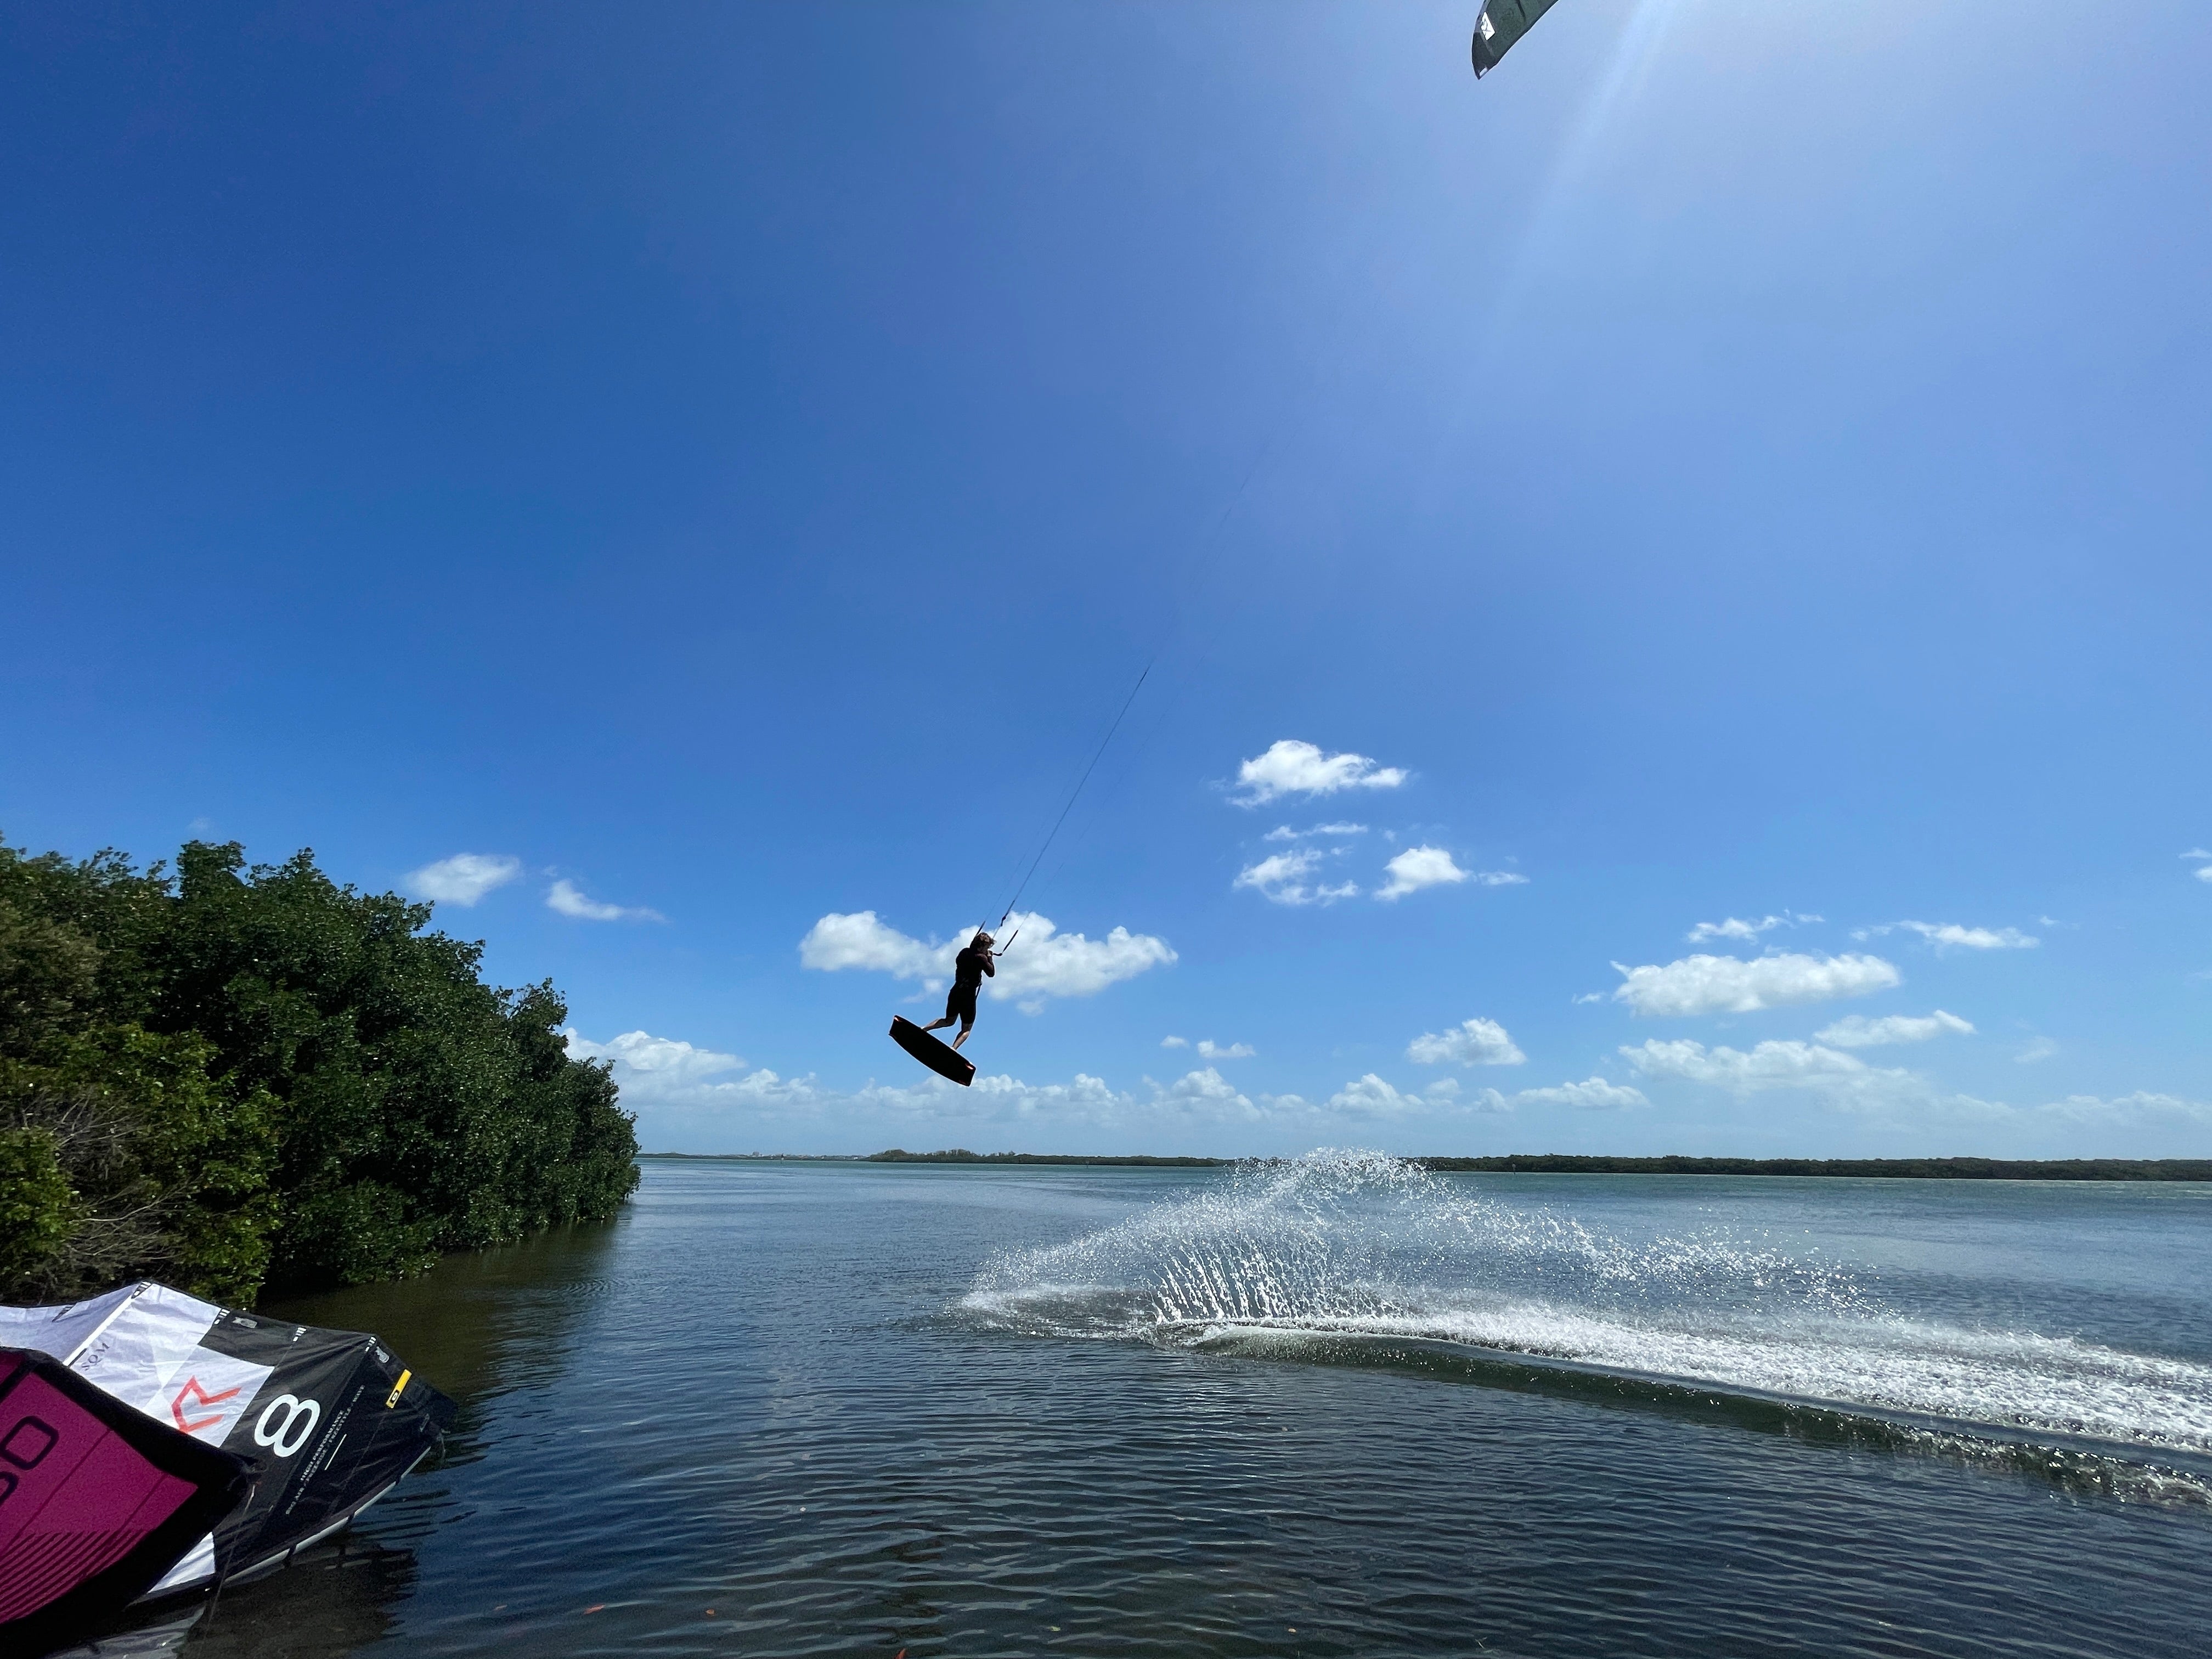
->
xmin=1 ymin=836 xmax=639 ymax=1308
xmin=639 ymin=1150 xmax=2212 ymax=1181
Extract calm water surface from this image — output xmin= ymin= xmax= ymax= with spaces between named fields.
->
xmin=176 ymin=1156 xmax=2212 ymax=1657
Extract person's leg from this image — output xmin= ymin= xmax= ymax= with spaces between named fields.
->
xmin=920 ymin=988 xmax=964 ymax=1032
xmin=951 ymin=1016 xmax=975 ymax=1051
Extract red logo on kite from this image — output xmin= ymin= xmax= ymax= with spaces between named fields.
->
xmin=170 ymin=1376 xmax=242 ymax=1435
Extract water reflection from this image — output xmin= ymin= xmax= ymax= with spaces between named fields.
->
xmin=262 ymin=1212 xmax=627 ymax=1411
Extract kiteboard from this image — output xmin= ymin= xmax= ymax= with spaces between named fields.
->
xmin=891 ymin=1016 xmax=975 ymax=1086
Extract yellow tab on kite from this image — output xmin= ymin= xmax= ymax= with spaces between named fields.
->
xmin=385 ymin=1368 xmax=411 ymax=1408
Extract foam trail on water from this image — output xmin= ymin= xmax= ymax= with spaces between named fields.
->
xmin=961 ymin=1150 xmax=2212 ymax=1461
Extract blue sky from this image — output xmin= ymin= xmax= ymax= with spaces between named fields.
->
xmin=5 ymin=2 xmax=2209 ymax=1157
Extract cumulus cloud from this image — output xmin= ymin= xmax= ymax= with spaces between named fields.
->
xmin=1513 ymin=1077 xmax=1649 ymax=1110
xmin=1263 ymin=822 xmax=1368 ymax=842
xmin=563 ymin=1028 xmax=744 ymax=1101
xmin=1317 ymin=1074 xmax=1460 ymax=1118
xmin=2189 ymin=849 xmax=2212 ymax=885
xmin=1625 ymin=1038 xmax=1871 ymax=1090
xmin=799 ymin=910 xmax=1174 ymax=1001
xmin=2199 ymin=869 xmax=2212 ymax=885
xmin=1154 ymin=1067 xmax=1261 ymax=1119
xmin=995 ymin=915 xmax=1178 ymax=1000
xmin=1376 ymin=846 xmax=1470 ymax=901
xmin=1163 ymin=1036 xmax=1253 ymax=1059
xmin=1855 ymin=921 xmax=2039 ymax=951
xmin=1231 ymin=740 xmax=1408 ymax=806
xmin=2040 ymin=1092 xmax=2211 ymax=1125
xmin=567 ymin=1028 xmax=1262 ymax=1138
xmin=1611 ymin=952 xmax=1900 ymax=1017
xmin=546 ymin=879 xmax=664 ymax=922
xmin=1685 ymin=912 xmax=1821 ymax=945
xmin=799 ymin=910 xmax=945 ymax=979
xmin=1617 ymin=1038 xmax=2002 ymax=1120
xmin=405 ymin=852 xmax=522 ymax=906
xmin=1234 ymin=849 xmax=1358 ymax=906
xmin=1814 ymin=1010 xmax=1974 ymax=1047
xmin=1407 ymin=1017 xmax=1526 ymax=1067
xmin=568 ymin=1025 xmax=1525 ymax=1146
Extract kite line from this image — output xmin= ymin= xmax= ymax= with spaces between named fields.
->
xmin=994 ymin=661 xmax=1152 ymax=933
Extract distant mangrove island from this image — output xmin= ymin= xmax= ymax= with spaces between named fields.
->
xmin=640 ymin=1149 xmax=2212 ymax=1181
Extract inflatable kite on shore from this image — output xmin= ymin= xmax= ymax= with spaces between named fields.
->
xmin=1 ymin=1282 xmax=454 ymax=1657
xmin=1472 ymin=0 xmax=1562 ymax=76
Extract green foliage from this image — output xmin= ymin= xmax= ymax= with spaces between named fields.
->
xmin=0 ymin=836 xmax=639 ymax=1306
xmin=1 ymin=1026 xmax=278 ymax=1304
xmin=0 ymin=1125 xmax=75 ymax=1289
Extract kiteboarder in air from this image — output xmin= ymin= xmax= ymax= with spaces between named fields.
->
xmin=917 ymin=930 xmax=999 ymax=1051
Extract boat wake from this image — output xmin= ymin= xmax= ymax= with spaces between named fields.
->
xmin=959 ymin=1150 xmax=2212 ymax=1501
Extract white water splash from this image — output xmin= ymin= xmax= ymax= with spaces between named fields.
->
xmin=962 ymin=1150 xmax=2212 ymax=1459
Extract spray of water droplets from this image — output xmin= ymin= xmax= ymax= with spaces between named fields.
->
xmin=961 ymin=1150 xmax=2212 ymax=1461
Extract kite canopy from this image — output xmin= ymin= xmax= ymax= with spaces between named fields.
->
xmin=1472 ymin=0 xmax=1562 ymax=77
xmin=0 ymin=1346 xmax=252 ymax=1656
xmin=0 ymin=1283 xmax=455 ymax=1655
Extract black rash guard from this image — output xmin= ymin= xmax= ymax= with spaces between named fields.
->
xmin=944 ymin=942 xmax=995 ymax=1024
xmin=953 ymin=944 xmax=996 ymax=991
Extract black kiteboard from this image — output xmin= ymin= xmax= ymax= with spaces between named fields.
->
xmin=891 ymin=1016 xmax=975 ymax=1086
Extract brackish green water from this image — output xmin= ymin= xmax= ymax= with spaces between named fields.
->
xmin=174 ymin=1156 xmax=2212 ymax=1657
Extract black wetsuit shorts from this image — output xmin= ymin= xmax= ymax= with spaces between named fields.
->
xmin=945 ymin=984 xmax=979 ymax=1025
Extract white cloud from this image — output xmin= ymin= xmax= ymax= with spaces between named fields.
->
xmin=563 ymin=1028 xmax=745 ymax=1101
xmin=1572 ymin=991 xmax=1606 ymax=1005
xmin=2198 ymin=868 xmax=2212 ymax=886
xmin=1611 ymin=952 xmax=1900 ymax=1017
xmin=568 ymin=1028 xmax=1266 ymax=1139
xmin=1513 ymin=1077 xmax=1649 ymax=1110
xmin=799 ymin=910 xmax=1174 ymax=1001
xmin=1376 ymin=845 xmax=1469 ymax=901
xmin=1160 ymin=1035 xmax=1189 ymax=1049
xmin=1231 ymin=740 xmax=1407 ymax=806
xmin=1407 ymin=1017 xmax=1526 ymax=1067
xmin=1470 ymin=869 xmax=1530 ymax=887
xmin=575 ymin=1028 xmax=1684 ymax=1148
xmin=1263 ymin=822 xmax=1369 ymax=842
xmin=1626 ymin=1037 xmax=1866 ymax=1088
xmin=1857 ymin=921 xmax=2039 ymax=951
xmin=2040 ymin=1092 xmax=2211 ymax=1125
xmin=1617 ymin=1037 xmax=2006 ymax=1120
xmin=1234 ymin=849 xmax=1359 ymax=906
xmin=405 ymin=852 xmax=522 ymax=906
xmin=546 ymin=879 xmax=664 ymax=923
xmin=1197 ymin=1039 xmax=1255 ymax=1060
xmin=799 ymin=910 xmax=946 ymax=979
xmin=995 ymin=914 xmax=1177 ymax=1000
xmin=1153 ymin=1067 xmax=1261 ymax=1119
xmin=1814 ymin=1010 xmax=1975 ymax=1047
xmin=1297 ymin=1071 xmax=1637 ymax=1118
xmin=1685 ymin=912 xmax=1821 ymax=945
xmin=2014 ymin=1036 xmax=2059 ymax=1064
xmin=1319 ymin=1074 xmax=1450 ymax=1118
